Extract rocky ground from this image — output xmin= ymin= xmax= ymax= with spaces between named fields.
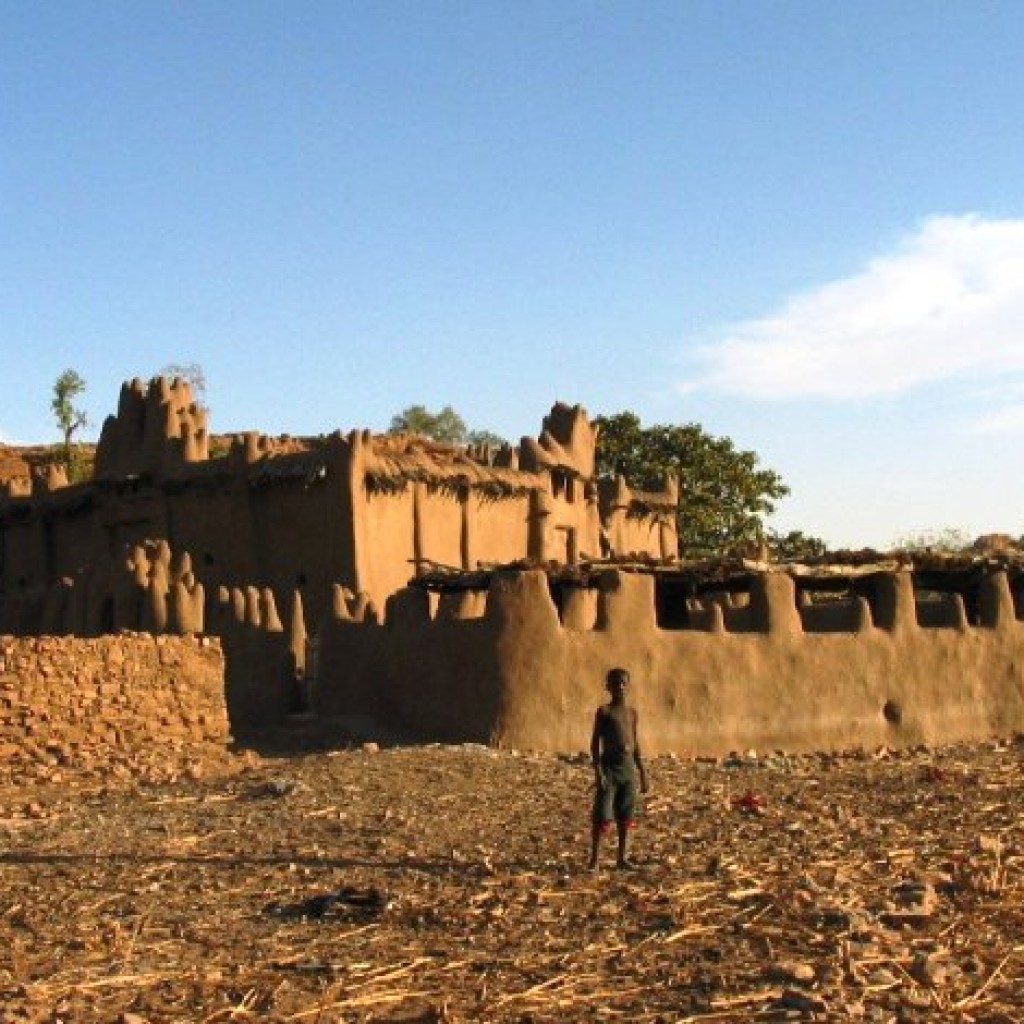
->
xmin=1 ymin=739 xmax=1023 ymax=1023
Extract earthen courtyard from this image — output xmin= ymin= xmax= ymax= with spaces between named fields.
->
xmin=2 ymin=737 xmax=1023 ymax=1023
xmin=3 ymin=384 xmax=1024 ymax=1022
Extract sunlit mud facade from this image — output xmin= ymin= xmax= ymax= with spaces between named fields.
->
xmin=0 ymin=377 xmax=677 ymax=630
xmin=311 ymin=566 xmax=1024 ymax=754
xmin=3 ymin=377 xmax=1024 ymax=754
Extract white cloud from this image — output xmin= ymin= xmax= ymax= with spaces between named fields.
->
xmin=687 ymin=214 xmax=1024 ymax=408
xmin=971 ymin=404 xmax=1024 ymax=435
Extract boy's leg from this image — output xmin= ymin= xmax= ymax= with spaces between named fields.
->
xmin=588 ymin=823 xmax=603 ymax=870
xmin=614 ymin=774 xmax=638 ymax=868
xmin=615 ymin=820 xmax=635 ymax=868
xmin=590 ymin=780 xmax=614 ymax=870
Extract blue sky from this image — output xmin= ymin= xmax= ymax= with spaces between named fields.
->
xmin=3 ymin=2 xmax=1024 ymax=548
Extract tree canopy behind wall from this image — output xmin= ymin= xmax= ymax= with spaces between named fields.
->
xmin=594 ymin=411 xmax=790 ymax=558
xmin=389 ymin=405 xmax=506 ymax=448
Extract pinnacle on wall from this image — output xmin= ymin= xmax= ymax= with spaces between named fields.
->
xmin=95 ymin=376 xmax=209 ymax=480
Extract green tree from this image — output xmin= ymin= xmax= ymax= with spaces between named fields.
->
xmin=466 ymin=427 xmax=507 ymax=448
xmin=767 ymin=528 xmax=829 ymax=561
xmin=594 ymin=411 xmax=789 ymax=558
xmin=390 ymin=404 xmax=468 ymax=443
xmin=51 ymin=368 xmax=89 ymax=481
xmin=389 ymin=405 xmax=506 ymax=448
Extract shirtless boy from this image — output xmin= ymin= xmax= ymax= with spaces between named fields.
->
xmin=589 ymin=667 xmax=649 ymax=870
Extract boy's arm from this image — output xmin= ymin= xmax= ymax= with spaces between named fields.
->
xmin=591 ymin=710 xmax=605 ymax=788
xmin=632 ymin=708 xmax=649 ymax=793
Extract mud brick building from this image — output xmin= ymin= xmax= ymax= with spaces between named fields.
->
xmin=2 ymin=376 xmax=1024 ymax=757
xmin=0 ymin=377 xmax=677 ymax=629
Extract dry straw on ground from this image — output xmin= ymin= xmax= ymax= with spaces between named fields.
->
xmin=2 ymin=739 xmax=1024 ymax=1022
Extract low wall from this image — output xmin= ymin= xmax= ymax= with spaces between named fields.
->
xmin=0 ymin=633 xmax=231 ymax=779
xmin=313 ymin=568 xmax=1024 ymax=755
xmin=6 ymin=565 xmax=1023 ymax=761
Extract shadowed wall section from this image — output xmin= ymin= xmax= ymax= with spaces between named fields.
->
xmin=315 ymin=584 xmax=503 ymax=743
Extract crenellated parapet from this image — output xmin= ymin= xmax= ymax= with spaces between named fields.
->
xmin=0 ymin=463 xmax=70 ymax=500
xmin=226 ymin=430 xmax=317 ymax=467
xmin=325 ymin=582 xmax=378 ymax=624
xmin=0 ymin=538 xmax=209 ymax=638
xmin=600 ymin=473 xmax=679 ymax=561
xmin=32 ymin=462 xmax=70 ymax=494
xmin=2 ymin=477 xmax=33 ymax=498
xmin=518 ymin=401 xmax=598 ymax=478
xmin=308 ymin=565 xmax=1024 ymax=753
xmin=209 ymin=581 xmax=323 ymax=731
xmin=95 ymin=376 xmax=209 ymax=480
xmin=313 ymin=565 xmax=1024 ymax=638
xmin=121 ymin=539 xmax=206 ymax=635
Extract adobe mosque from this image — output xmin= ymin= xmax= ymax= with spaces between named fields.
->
xmin=2 ymin=376 xmax=1024 ymax=756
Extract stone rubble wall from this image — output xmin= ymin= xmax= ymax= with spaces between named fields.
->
xmin=0 ymin=633 xmax=231 ymax=782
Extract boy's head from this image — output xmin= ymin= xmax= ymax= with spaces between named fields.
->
xmin=606 ymin=667 xmax=630 ymax=695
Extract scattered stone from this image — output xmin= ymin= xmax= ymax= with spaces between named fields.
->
xmin=1 ymin=728 xmax=1022 ymax=1020
xmin=817 ymin=903 xmax=855 ymax=928
xmin=766 ymin=959 xmax=816 ymax=984
xmin=259 ymin=777 xmax=298 ymax=798
xmin=976 ymin=833 xmax=1003 ymax=855
xmin=866 ymin=967 xmax=899 ymax=988
xmin=910 ymin=952 xmax=952 ymax=988
xmin=901 ymin=988 xmax=934 ymax=1010
xmin=772 ymin=988 xmax=827 ymax=1012
xmin=880 ymin=879 xmax=939 ymax=927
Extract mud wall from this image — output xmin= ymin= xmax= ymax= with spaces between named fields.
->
xmin=493 ymin=570 xmax=1024 ymax=754
xmin=2 ymin=381 xmax=673 ymax=625
xmin=356 ymin=487 xmax=418 ymax=611
xmin=315 ymin=585 xmax=503 ymax=743
xmin=0 ymin=633 xmax=230 ymax=777
xmin=606 ymin=513 xmax=673 ymax=561
xmin=212 ymin=584 xmax=303 ymax=736
xmin=466 ymin=493 xmax=530 ymax=568
xmin=0 ymin=510 xmax=47 ymax=591
xmin=312 ymin=568 xmax=1024 ymax=755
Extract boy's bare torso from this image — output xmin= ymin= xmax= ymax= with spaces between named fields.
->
xmin=594 ymin=702 xmax=638 ymax=767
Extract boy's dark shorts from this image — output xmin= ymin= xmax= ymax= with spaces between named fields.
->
xmin=592 ymin=763 xmax=639 ymax=830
